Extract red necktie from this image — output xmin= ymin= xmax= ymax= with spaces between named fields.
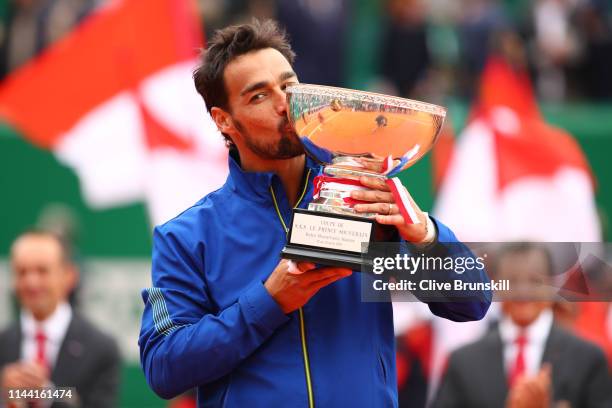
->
xmin=509 ymin=333 xmax=527 ymax=387
xmin=35 ymin=329 xmax=48 ymax=370
xmin=29 ymin=330 xmax=48 ymax=408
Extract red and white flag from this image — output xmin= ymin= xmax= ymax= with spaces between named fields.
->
xmin=434 ymin=57 xmax=600 ymax=242
xmin=0 ymin=0 xmax=228 ymax=225
xmin=414 ymin=58 xmax=602 ymax=402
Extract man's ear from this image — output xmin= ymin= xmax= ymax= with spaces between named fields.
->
xmin=63 ymin=262 xmax=79 ymax=297
xmin=211 ymin=107 xmax=233 ymax=134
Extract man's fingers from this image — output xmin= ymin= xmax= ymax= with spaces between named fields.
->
xmin=375 ymin=214 xmax=405 ymax=226
xmin=296 ymin=262 xmax=317 ymax=272
xmin=538 ymin=363 xmax=552 ymax=384
xmin=520 ymin=376 xmax=549 ymax=407
xmin=302 ymin=266 xmax=352 ymax=284
xmin=20 ymin=363 xmax=47 ymax=382
xmin=13 ymin=366 xmax=44 ymax=387
xmin=535 ymin=364 xmax=552 ymax=399
xmin=359 ymin=176 xmax=390 ymax=191
xmin=350 ymin=189 xmax=393 ymax=203
xmin=286 ymin=260 xmax=301 ymax=274
xmin=354 ymin=202 xmax=399 ymax=215
xmin=308 ymin=270 xmax=353 ymax=291
xmin=286 ymin=260 xmax=316 ymax=275
xmin=2 ymin=369 xmax=28 ymax=388
xmin=523 ymin=381 xmax=545 ymax=405
xmin=30 ymin=362 xmax=49 ymax=381
xmin=354 ymin=159 xmax=384 ymax=173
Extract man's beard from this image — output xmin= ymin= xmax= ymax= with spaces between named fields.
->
xmin=235 ymin=116 xmax=304 ymax=160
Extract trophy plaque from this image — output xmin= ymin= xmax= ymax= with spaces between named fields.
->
xmin=281 ymin=84 xmax=446 ymax=270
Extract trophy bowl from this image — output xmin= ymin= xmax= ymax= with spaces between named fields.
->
xmin=287 ymin=84 xmax=446 ymax=171
xmin=281 ymin=83 xmax=447 ymax=269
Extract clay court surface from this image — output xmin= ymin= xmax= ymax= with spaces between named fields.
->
xmin=294 ymin=106 xmax=441 ymax=160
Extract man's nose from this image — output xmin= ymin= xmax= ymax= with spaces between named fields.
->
xmin=18 ymin=269 xmax=40 ymax=288
xmin=274 ymin=88 xmax=288 ymax=116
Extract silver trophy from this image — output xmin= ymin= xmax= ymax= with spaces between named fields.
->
xmin=282 ymin=84 xmax=446 ymax=269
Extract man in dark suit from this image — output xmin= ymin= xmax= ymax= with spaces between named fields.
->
xmin=433 ymin=242 xmax=612 ymax=408
xmin=0 ymin=230 xmax=120 ymax=408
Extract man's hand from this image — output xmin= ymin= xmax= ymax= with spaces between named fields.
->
xmin=506 ymin=365 xmax=552 ymax=408
xmin=1 ymin=362 xmax=48 ymax=389
xmin=265 ymin=259 xmax=352 ymax=313
xmin=350 ymin=176 xmax=431 ymax=243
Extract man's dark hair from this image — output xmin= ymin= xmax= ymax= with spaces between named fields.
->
xmin=193 ymin=19 xmax=296 ymax=147
xmin=495 ymin=242 xmax=554 ymax=277
xmin=11 ymin=228 xmax=73 ymax=264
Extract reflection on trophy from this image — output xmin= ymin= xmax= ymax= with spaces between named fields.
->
xmin=282 ymin=84 xmax=447 ymax=270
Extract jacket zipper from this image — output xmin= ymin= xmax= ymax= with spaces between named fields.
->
xmin=270 ymin=168 xmax=314 ymax=408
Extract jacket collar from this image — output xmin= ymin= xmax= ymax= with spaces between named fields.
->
xmin=226 ymin=148 xmax=321 ymax=202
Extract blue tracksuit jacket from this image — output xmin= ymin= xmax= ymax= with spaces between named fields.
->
xmin=139 ymin=152 xmax=491 ymax=407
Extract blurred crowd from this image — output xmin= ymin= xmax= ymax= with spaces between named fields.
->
xmin=1 ymin=0 xmax=611 ymax=102
xmin=203 ymin=0 xmax=612 ymax=102
xmin=0 ymin=0 xmax=98 ymax=78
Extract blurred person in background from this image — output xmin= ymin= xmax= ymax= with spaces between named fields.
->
xmin=433 ymin=242 xmax=612 ymax=408
xmin=562 ymin=251 xmax=612 ymax=369
xmin=198 ymin=0 xmax=250 ymax=37
xmin=574 ymin=0 xmax=612 ymax=101
xmin=37 ymin=203 xmax=83 ymax=308
xmin=0 ymin=230 xmax=120 ymax=408
xmin=0 ymin=0 xmax=96 ymax=79
xmin=380 ymin=0 xmax=431 ymax=98
xmin=198 ymin=0 xmax=275 ymax=39
xmin=531 ymin=0 xmax=579 ymax=102
xmin=395 ymin=314 xmax=433 ymax=408
xmin=276 ymin=0 xmax=348 ymax=86
xmin=457 ymin=0 xmax=508 ymax=98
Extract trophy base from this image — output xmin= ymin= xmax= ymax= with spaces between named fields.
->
xmin=281 ymin=245 xmax=373 ymax=271
xmin=281 ymin=208 xmax=377 ymax=271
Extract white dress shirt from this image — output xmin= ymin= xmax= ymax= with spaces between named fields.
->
xmin=499 ymin=309 xmax=553 ymax=377
xmin=21 ymin=302 xmax=73 ymax=369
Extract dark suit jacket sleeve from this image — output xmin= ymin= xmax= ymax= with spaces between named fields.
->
xmin=78 ymin=335 xmax=121 ymax=408
xmin=582 ymin=344 xmax=612 ymax=408
xmin=431 ymin=351 xmax=466 ymax=408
